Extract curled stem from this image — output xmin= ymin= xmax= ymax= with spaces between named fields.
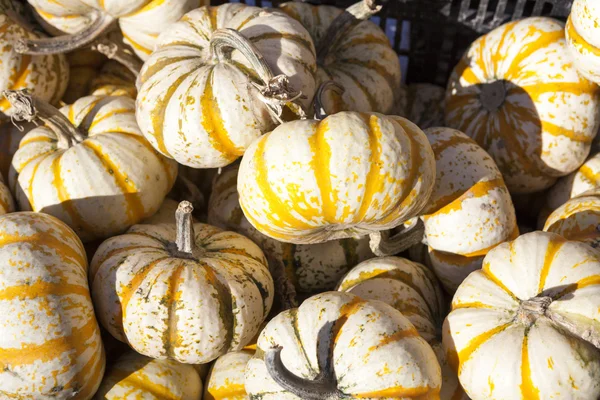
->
xmin=91 ymin=37 xmax=143 ymax=76
xmin=369 ymin=218 xmax=425 ymax=257
xmin=314 ymin=81 xmax=345 ymax=120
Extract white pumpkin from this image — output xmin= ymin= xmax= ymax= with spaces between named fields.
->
xmin=445 ymin=17 xmax=600 ymax=194
xmin=566 ymin=0 xmax=600 ymax=85
xmin=444 ymin=231 xmax=600 ymax=399
xmin=136 ymin=4 xmax=317 ymax=169
xmin=204 ymin=349 xmax=253 ymax=400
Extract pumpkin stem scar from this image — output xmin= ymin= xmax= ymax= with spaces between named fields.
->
xmin=91 ymin=36 xmax=143 ymax=77
xmin=369 ymin=218 xmax=425 ymax=257
xmin=13 ymin=10 xmax=116 ymax=55
xmin=316 ymin=0 xmax=383 ymax=65
xmin=2 ymin=89 xmax=85 ymax=148
xmin=265 ymin=346 xmax=344 ymax=400
xmin=175 ymin=201 xmax=195 ymax=256
xmin=314 ymin=81 xmax=345 ymax=120
xmin=479 ymin=80 xmax=506 ymax=112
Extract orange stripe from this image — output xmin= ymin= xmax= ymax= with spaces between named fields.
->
xmin=520 ymin=333 xmax=540 ymax=400
xmin=541 ymin=120 xmax=594 ymax=143
xmin=506 ymin=26 xmax=563 ymax=80
xmin=88 ymin=108 xmax=133 ymax=131
xmin=102 ymin=366 xmax=179 ymax=399
xmin=0 ymin=232 xmax=85 ymax=268
xmin=0 ymin=280 xmax=89 ymax=301
xmin=355 ymin=115 xmax=385 ymax=222
xmin=482 ymin=262 xmax=517 ymax=300
xmin=309 ymin=119 xmax=336 ymax=223
xmin=538 ymin=236 xmax=565 ymax=293
xmin=457 ymin=323 xmax=511 ymax=374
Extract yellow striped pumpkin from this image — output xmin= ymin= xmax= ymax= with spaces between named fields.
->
xmin=246 ymin=291 xmax=441 ymax=399
xmin=209 ymin=163 xmax=373 ymax=293
xmin=566 ymin=0 xmax=600 ymax=85
xmin=279 ymin=1 xmax=401 ymax=114
xmin=9 ymin=94 xmax=177 ymax=242
xmin=136 ymin=3 xmax=317 ymax=169
xmin=443 ymin=231 xmax=600 ymax=399
xmin=238 ymin=113 xmax=435 ymax=244
xmin=0 ymin=212 xmax=105 ymax=399
xmin=445 ymin=17 xmax=600 ymax=194
xmin=204 ymin=349 xmax=254 ymax=400
xmin=95 ymin=351 xmax=202 ymax=399
xmin=336 ymin=257 xmax=467 ymax=400
xmin=90 ymin=203 xmax=274 ymax=364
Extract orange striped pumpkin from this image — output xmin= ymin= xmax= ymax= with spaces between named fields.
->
xmin=445 ymin=17 xmax=600 ymax=194
xmin=443 ymin=231 xmax=600 ymax=399
xmin=9 ymin=94 xmax=177 ymax=242
xmin=566 ymin=0 xmax=600 ymax=85
xmin=204 ymin=349 xmax=253 ymax=400
xmin=0 ymin=212 xmax=105 ymax=399
xmin=238 ymin=113 xmax=435 ymax=244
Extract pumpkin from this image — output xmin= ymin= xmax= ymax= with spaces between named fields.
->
xmin=0 ymin=212 xmax=105 ymax=399
xmin=279 ymin=0 xmax=401 ymax=114
xmin=245 ymin=291 xmax=441 ymax=399
xmin=62 ymin=49 xmax=107 ymax=104
xmin=209 ymin=163 xmax=373 ymax=294
xmin=0 ymin=173 xmax=15 ymax=215
xmin=445 ymin=17 xmax=600 ymax=194
xmin=443 ymin=231 xmax=600 ymax=399
xmin=90 ymin=201 xmax=274 ymax=364
xmin=6 ymin=91 xmax=177 ymax=242
xmin=90 ymin=60 xmax=137 ymax=99
xmin=204 ymin=349 xmax=254 ymax=400
xmin=135 ymin=4 xmax=317 ymax=169
xmin=0 ymin=120 xmax=32 ymax=181
xmin=21 ymin=0 xmax=203 ymax=59
xmin=0 ymin=12 xmax=68 ymax=117
xmin=95 ymin=351 xmax=202 ymax=399
xmin=395 ymin=83 xmax=446 ymax=130
xmin=336 ymin=256 xmax=467 ymax=400
xmin=566 ymin=0 xmax=600 ymax=85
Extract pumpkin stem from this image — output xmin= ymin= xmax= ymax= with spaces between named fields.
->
xmin=176 ymin=200 xmax=195 ymax=255
xmin=316 ymin=0 xmax=382 ymax=65
xmin=2 ymin=90 xmax=85 ymax=148
xmin=314 ymin=81 xmax=345 ymax=120
xmin=91 ymin=37 xmax=142 ymax=77
xmin=14 ymin=10 xmax=116 ymax=55
xmin=369 ymin=218 xmax=425 ymax=257
xmin=172 ymin=175 xmax=205 ymax=218
xmin=479 ymin=80 xmax=506 ymax=112
xmin=265 ymin=346 xmax=343 ymax=400
xmin=209 ymin=28 xmax=306 ymax=122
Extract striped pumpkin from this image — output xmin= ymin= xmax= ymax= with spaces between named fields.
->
xmin=204 ymin=349 xmax=254 ymax=400
xmin=90 ymin=61 xmax=137 ymax=99
xmin=9 ymin=94 xmax=177 ymax=242
xmin=445 ymin=17 xmax=600 ymax=194
xmin=279 ymin=1 xmax=401 ymax=114
xmin=0 ymin=212 xmax=105 ymax=399
xmin=95 ymin=351 xmax=202 ymax=399
xmin=136 ymin=3 xmax=317 ymax=169
xmin=238 ymin=113 xmax=435 ymax=244
xmin=336 ymin=257 xmax=467 ymax=400
xmin=27 ymin=0 xmax=203 ymax=60
xmin=90 ymin=206 xmax=274 ymax=364
xmin=245 ymin=291 xmax=441 ymax=399
xmin=566 ymin=0 xmax=600 ymax=85
xmin=443 ymin=231 xmax=600 ymax=399
xmin=0 ymin=12 xmax=68 ymax=116
xmin=209 ymin=163 xmax=373 ymax=293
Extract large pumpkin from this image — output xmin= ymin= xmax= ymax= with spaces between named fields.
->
xmin=204 ymin=349 xmax=254 ymax=400
xmin=0 ymin=212 xmax=105 ymax=399
xmin=566 ymin=0 xmax=600 ymax=85
xmin=90 ymin=201 xmax=274 ymax=364
xmin=245 ymin=291 xmax=441 ymax=399
xmin=238 ymin=112 xmax=435 ymax=244
xmin=209 ymin=163 xmax=373 ymax=293
xmin=136 ymin=3 xmax=317 ymax=169
xmin=279 ymin=0 xmax=400 ymax=114
xmin=95 ymin=351 xmax=202 ymax=399
xmin=7 ymin=92 xmax=177 ymax=242
xmin=445 ymin=17 xmax=600 ymax=194
xmin=443 ymin=231 xmax=600 ymax=399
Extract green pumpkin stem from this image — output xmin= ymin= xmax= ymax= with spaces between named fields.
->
xmin=176 ymin=201 xmax=195 ymax=255
xmin=369 ymin=218 xmax=425 ymax=257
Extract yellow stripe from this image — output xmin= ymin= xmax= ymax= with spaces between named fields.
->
xmin=367 ymin=327 xmax=420 ymax=352
xmin=567 ymin=16 xmax=600 ymax=57
xmin=122 ymin=32 xmax=152 ymax=55
xmin=482 ymin=262 xmax=518 ymax=300
xmin=506 ymin=26 xmax=563 ymax=80
xmin=554 ymin=274 xmax=600 ymax=299
xmin=309 ymin=120 xmax=336 ymax=223
xmin=104 ymin=367 xmax=179 ymax=399
xmin=451 ymin=301 xmax=496 ymax=310
xmin=541 ymin=120 xmax=594 ymax=143
xmin=520 ymin=333 xmax=540 ymax=400
xmin=88 ymin=108 xmax=133 ymax=131
xmin=457 ymin=323 xmax=511 ymax=374
xmin=205 ymin=382 xmax=246 ymax=400
xmin=355 ymin=115 xmax=384 ymax=222
xmin=356 ymin=385 xmax=439 ymax=398
xmin=538 ymin=236 xmax=565 ymax=293
xmin=579 ymin=164 xmax=600 ymax=186
xmin=0 ymin=280 xmax=89 ymax=301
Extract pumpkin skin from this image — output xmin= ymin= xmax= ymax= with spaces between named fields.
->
xmin=9 ymin=94 xmax=177 ymax=242
xmin=566 ymin=0 xmax=600 ymax=85
xmin=443 ymin=231 xmax=600 ymax=400
xmin=445 ymin=17 xmax=600 ymax=194
xmin=204 ymin=349 xmax=253 ymax=400
xmin=245 ymin=291 xmax=441 ymax=399
xmin=27 ymin=0 xmax=203 ymax=60
xmin=136 ymin=4 xmax=317 ymax=169
xmin=279 ymin=2 xmax=401 ymax=114
xmin=544 ymin=189 xmax=600 ymax=248
xmin=0 ymin=12 xmax=68 ymax=116
xmin=94 ymin=351 xmax=202 ymax=399
xmin=90 ymin=220 xmax=274 ymax=364
xmin=238 ymin=113 xmax=436 ymax=244
xmin=0 ymin=212 xmax=105 ymax=399
xmin=209 ymin=163 xmax=373 ymax=293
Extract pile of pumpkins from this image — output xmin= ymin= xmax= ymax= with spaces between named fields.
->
xmin=1 ymin=0 xmax=600 ymax=398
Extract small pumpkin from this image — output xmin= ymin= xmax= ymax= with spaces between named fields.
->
xmin=245 ymin=291 xmax=441 ymax=399
xmin=204 ymin=349 xmax=254 ymax=400
xmin=566 ymin=0 xmax=600 ymax=85
xmin=90 ymin=201 xmax=274 ymax=364
xmin=395 ymin=83 xmax=446 ymax=130
xmin=90 ymin=60 xmax=137 ymax=99
xmin=95 ymin=351 xmax=202 ymax=399
xmin=6 ymin=91 xmax=177 ymax=242
xmin=136 ymin=3 xmax=317 ymax=169
xmin=445 ymin=17 xmax=600 ymax=194
xmin=443 ymin=231 xmax=600 ymax=399
xmin=0 ymin=212 xmax=105 ymax=399
xmin=279 ymin=0 xmax=401 ymax=114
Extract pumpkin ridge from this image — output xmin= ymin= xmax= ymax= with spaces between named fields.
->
xmin=250 ymin=32 xmax=315 ymax=58
xmin=103 ymin=366 xmax=180 ymax=399
xmin=456 ymin=322 xmax=512 ymax=374
xmin=123 ymin=134 xmax=177 ymax=185
xmin=354 ymin=114 xmax=383 ymax=223
xmin=200 ymin=259 xmax=236 ymax=351
xmin=540 ymin=120 xmax=594 ymax=143
xmin=334 ymin=58 xmax=397 ymax=98
xmin=88 ymin=108 xmax=133 ymax=132
xmin=163 ymin=262 xmax=186 ymax=358
xmin=309 ymin=119 xmax=336 ymax=223
xmin=482 ymin=262 xmax=518 ymax=300
xmin=59 ymin=340 xmax=105 ymax=399
xmin=538 ymin=236 xmax=566 ymax=293
xmin=235 ymin=9 xmax=263 ymax=31
xmin=520 ymin=331 xmax=541 ymax=400
xmin=122 ymin=32 xmax=152 ymax=56
xmin=18 ymin=151 xmax=55 ymax=208
xmin=566 ymin=17 xmax=600 ymax=57
xmin=329 ymin=66 xmax=377 ymax=111
xmin=553 ymin=274 xmax=600 ymax=300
